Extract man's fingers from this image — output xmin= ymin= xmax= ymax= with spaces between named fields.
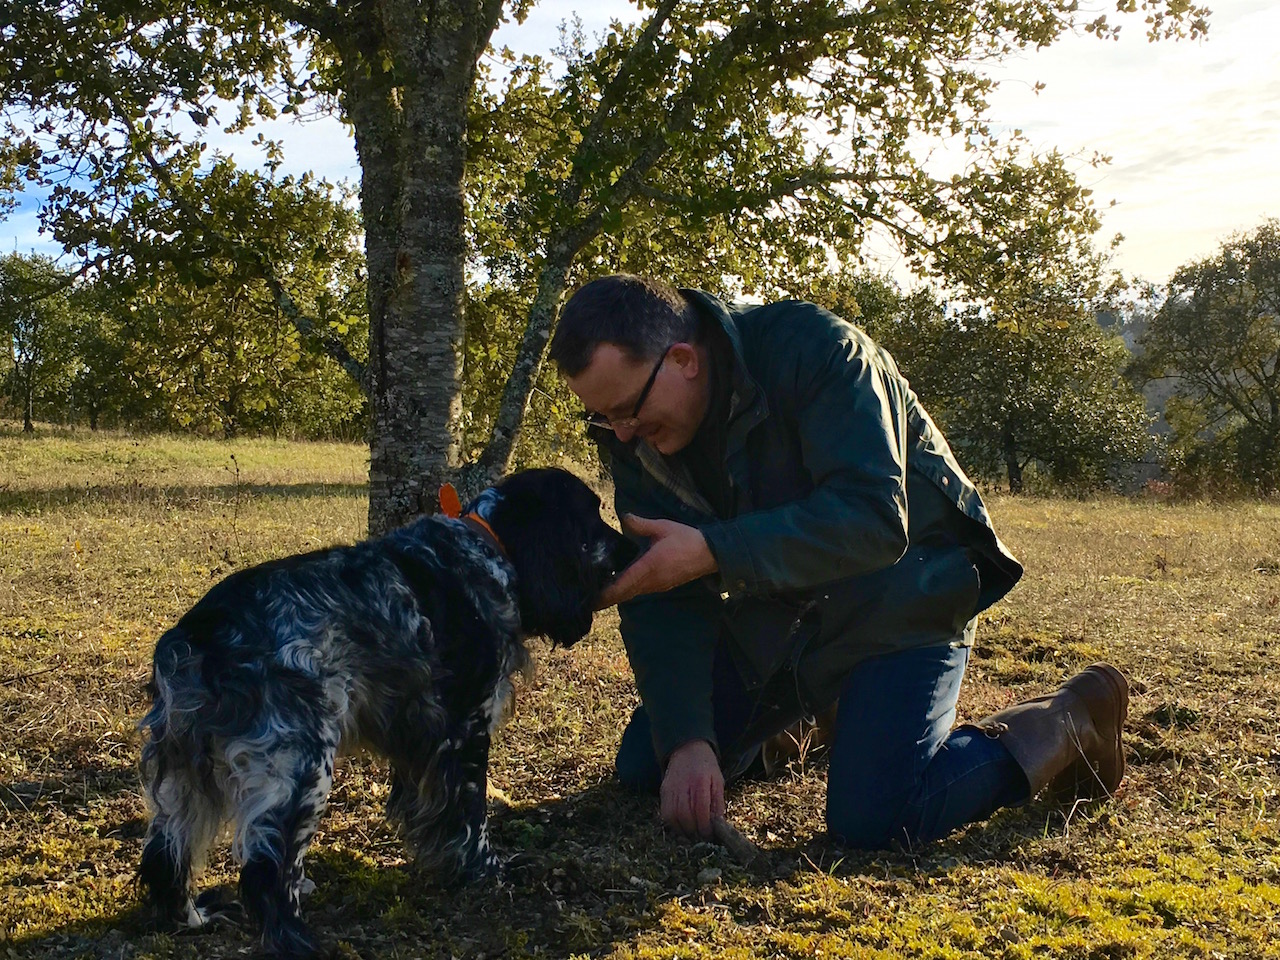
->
xmin=679 ymin=789 xmax=697 ymax=838
xmin=661 ymin=781 xmax=702 ymax=839
xmin=597 ymin=555 xmax=653 ymax=607
xmin=621 ymin=513 xmax=668 ymax=538
xmin=693 ymin=777 xmax=712 ymax=839
xmin=596 ymin=578 xmax=629 ymax=609
xmin=663 ymin=777 xmax=688 ymax=835
xmin=664 ymin=785 xmax=690 ymax=837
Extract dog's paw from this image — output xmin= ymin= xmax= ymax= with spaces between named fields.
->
xmin=263 ymin=915 xmax=329 ymax=960
xmin=461 ymin=851 xmax=506 ymax=885
xmin=501 ymin=850 xmax=537 ymax=874
xmin=173 ymin=887 xmax=243 ymax=931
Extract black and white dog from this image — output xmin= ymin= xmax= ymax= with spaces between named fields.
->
xmin=137 ymin=468 xmax=636 ymax=959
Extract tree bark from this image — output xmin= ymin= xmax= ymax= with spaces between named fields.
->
xmin=1003 ymin=425 xmax=1022 ymax=493
xmin=341 ymin=0 xmax=503 ymax=534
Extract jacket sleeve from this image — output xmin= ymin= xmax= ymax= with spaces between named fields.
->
xmin=617 ymin=582 xmax=722 ymax=762
xmin=603 ymin=440 xmax=723 ymax=763
xmin=701 ymin=320 xmax=912 ymax=595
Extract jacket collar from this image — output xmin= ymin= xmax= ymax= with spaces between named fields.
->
xmin=678 ymin=289 xmax=769 ymax=454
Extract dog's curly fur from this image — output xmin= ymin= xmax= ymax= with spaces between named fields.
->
xmin=137 ymin=468 xmax=636 ymax=959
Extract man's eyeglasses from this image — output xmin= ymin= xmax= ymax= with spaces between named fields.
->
xmin=580 ymin=344 xmax=673 ymax=432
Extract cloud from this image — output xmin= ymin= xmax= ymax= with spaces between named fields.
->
xmin=982 ymin=0 xmax=1280 ymax=281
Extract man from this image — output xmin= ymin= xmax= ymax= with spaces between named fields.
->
xmin=549 ymin=274 xmax=1128 ymax=848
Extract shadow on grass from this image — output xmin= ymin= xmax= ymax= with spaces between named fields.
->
xmin=0 ymin=768 xmax=143 ymax=817
xmin=4 ymin=783 xmax=650 ymax=958
xmin=4 ymin=772 xmax=1075 ymax=960
xmin=0 ymin=481 xmax=368 ymax=514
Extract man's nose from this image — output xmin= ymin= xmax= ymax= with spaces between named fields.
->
xmin=612 ymin=422 xmax=638 ymax=442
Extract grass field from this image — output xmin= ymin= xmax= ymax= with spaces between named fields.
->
xmin=2 ymin=426 xmax=1279 ymax=959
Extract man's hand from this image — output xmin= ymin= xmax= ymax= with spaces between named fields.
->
xmin=660 ymin=739 xmax=725 ymax=839
xmin=597 ymin=515 xmax=718 ymax=608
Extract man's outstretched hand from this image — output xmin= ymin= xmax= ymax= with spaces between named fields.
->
xmin=596 ymin=514 xmax=718 ymax=608
xmin=661 ymin=739 xmax=725 ymax=839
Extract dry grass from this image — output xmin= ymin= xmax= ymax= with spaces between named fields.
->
xmin=2 ymin=425 xmax=1279 ymax=958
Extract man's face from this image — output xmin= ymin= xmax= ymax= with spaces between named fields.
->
xmin=565 ymin=342 xmax=708 ymax=455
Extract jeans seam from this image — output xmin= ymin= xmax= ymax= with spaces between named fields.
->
xmin=893 ymin=748 xmax=1019 ymax=844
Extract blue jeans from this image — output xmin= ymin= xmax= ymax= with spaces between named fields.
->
xmin=616 ymin=640 xmax=1029 ymax=849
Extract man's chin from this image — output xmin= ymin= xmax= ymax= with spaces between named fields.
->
xmin=647 ymin=430 xmax=691 ymax=456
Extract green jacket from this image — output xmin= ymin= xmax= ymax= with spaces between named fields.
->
xmin=596 ymin=291 xmax=1023 ymax=762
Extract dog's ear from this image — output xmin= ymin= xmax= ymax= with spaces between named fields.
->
xmin=486 ymin=468 xmax=603 ymax=647
xmin=507 ymin=519 xmax=596 ymax=647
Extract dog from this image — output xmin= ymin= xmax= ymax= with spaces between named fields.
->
xmin=137 ymin=467 xmax=636 ymax=959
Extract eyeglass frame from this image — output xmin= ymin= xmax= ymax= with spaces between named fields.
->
xmin=579 ymin=343 xmax=674 ymax=432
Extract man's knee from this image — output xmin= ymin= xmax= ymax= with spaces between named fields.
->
xmin=826 ymin=783 xmax=911 ymax=850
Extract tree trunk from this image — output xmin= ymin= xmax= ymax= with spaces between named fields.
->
xmin=1257 ymin=426 xmax=1280 ymax=495
xmin=472 ymin=238 xmax=580 ymax=485
xmin=1002 ymin=425 xmax=1022 ymax=494
xmin=21 ymin=363 xmax=34 ymax=433
xmin=342 ymin=1 xmax=503 ymax=535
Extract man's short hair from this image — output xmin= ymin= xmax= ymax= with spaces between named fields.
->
xmin=550 ymin=274 xmax=699 ymax=376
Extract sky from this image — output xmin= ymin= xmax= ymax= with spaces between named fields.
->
xmin=5 ymin=0 xmax=1277 ymax=286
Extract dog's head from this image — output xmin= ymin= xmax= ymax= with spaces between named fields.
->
xmin=475 ymin=468 xmax=638 ymax=647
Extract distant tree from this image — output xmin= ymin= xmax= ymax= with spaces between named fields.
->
xmin=0 ymin=253 xmax=81 ymax=431
xmin=86 ymin=160 xmax=367 ymax=438
xmin=888 ymin=301 xmax=1152 ymax=492
xmin=66 ymin=282 xmax=132 ymax=430
xmin=1137 ymin=219 xmax=1280 ymax=494
xmin=814 ymin=164 xmax=1153 ymax=494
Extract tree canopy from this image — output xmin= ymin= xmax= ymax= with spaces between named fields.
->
xmin=1 ymin=0 xmax=1209 ymax=526
xmin=0 ymin=252 xmax=83 ymax=431
xmin=810 ymin=262 xmax=1152 ymax=494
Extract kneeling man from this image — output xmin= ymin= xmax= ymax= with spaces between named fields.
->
xmin=550 ymin=274 xmax=1128 ymax=848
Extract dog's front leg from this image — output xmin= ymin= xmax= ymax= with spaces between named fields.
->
xmin=388 ymin=709 xmax=500 ymax=884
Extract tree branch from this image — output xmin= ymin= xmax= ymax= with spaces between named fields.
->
xmin=269 ymin=0 xmax=345 ymax=40
xmin=565 ymin=0 xmax=682 ymax=206
xmin=105 ymin=93 xmax=369 ymax=392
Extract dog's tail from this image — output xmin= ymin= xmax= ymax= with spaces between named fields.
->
xmin=138 ymin=627 xmax=227 ymax=926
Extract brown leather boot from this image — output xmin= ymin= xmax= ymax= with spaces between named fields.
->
xmin=972 ymin=663 xmax=1129 ymax=802
xmin=761 ymin=703 xmax=839 ymax=776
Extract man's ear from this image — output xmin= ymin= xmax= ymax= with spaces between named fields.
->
xmin=668 ymin=342 xmax=700 ymax=379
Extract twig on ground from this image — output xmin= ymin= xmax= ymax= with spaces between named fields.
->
xmin=1 ymin=664 xmax=59 ymax=686
xmin=711 ymin=816 xmax=764 ymax=866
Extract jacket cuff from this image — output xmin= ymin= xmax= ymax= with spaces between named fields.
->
xmin=700 ymin=519 xmax=759 ymax=595
xmin=645 ymin=697 xmax=717 ymax=763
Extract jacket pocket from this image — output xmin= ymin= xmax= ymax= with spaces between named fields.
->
xmin=721 ymin=593 xmax=822 ymax=692
xmin=796 ymin=544 xmax=981 ymax=712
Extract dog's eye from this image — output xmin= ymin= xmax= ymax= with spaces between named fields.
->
xmin=580 ymin=541 xmax=591 ymax=553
